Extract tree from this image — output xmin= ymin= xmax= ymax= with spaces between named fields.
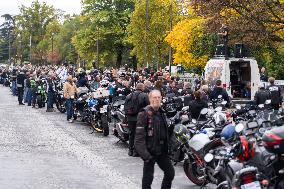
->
xmin=0 ymin=14 xmax=15 ymax=63
xmin=127 ymin=0 xmax=179 ymax=67
xmin=72 ymin=0 xmax=135 ymax=68
xmin=15 ymin=0 xmax=60 ymax=64
xmin=55 ymin=15 xmax=81 ymax=65
xmin=165 ymin=8 xmax=217 ymax=69
xmin=191 ymin=0 xmax=284 ymax=46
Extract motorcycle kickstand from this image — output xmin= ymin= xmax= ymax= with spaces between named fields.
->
xmin=199 ymin=181 xmax=207 ymax=189
xmin=89 ymin=128 xmax=96 ymax=134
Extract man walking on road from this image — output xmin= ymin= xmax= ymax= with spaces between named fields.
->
xmin=135 ymin=90 xmax=175 ymax=189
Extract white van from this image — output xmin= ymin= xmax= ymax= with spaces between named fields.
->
xmin=204 ymin=57 xmax=260 ymax=101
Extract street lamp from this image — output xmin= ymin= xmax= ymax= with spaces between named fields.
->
xmin=51 ymin=32 xmax=54 ymax=65
xmin=144 ymin=0 xmax=149 ymax=68
xmin=168 ymin=0 xmax=173 ymax=75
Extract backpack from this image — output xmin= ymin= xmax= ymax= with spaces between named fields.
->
xmin=124 ymin=91 xmax=141 ymax=116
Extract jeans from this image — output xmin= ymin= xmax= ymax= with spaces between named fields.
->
xmin=26 ymin=88 xmax=32 ymax=106
xmin=142 ymin=155 xmax=175 ymax=189
xmin=17 ymin=87 xmax=24 ymax=104
xmin=12 ymin=81 xmax=17 ymax=96
xmin=23 ymin=87 xmax=28 ymax=103
xmin=47 ymin=91 xmax=55 ymax=109
xmin=65 ymin=99 xmax=74 ymax=120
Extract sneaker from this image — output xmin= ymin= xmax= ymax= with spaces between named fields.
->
xmin=68 ymin=119 xmax=73 ymax=123
xmin=19 ymin=103 xmax=25 ymax=105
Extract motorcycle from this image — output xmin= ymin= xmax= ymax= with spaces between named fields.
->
xmin=35 ymin=79 xmax=47 ymax=108
xmin=54 ymin=81 xmax=66 ymax=113
xmin=112 ymin=96 xmax=129 ymax=142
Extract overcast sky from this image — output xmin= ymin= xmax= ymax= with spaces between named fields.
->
xmin=0 ymin=0 xmax=82 ymax=24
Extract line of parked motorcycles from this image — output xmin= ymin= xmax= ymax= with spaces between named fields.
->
xmin=166 ymin=96 xmax=284 ymax=189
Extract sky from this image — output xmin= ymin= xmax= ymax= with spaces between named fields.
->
xmin=0 ymin=0 xmax=82 ymax=24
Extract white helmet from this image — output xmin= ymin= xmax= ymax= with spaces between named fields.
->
xmin=213 ymin=112 xmax=227 ymax=125
xmin=100 ymin=79 xmax=109 ymax=87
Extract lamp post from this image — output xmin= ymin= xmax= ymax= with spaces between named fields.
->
xmin=8 ymin=29 xmax=11 ymax=64
xmin=96 ymin=27 xmax=99 ymax=67
xmin=144 ymin=0 xmax=149 ymax=68
xmin=168 ymin=0 xmax=173 ymax=75
xmin=51 ymin=32 xmax=54 ymax=65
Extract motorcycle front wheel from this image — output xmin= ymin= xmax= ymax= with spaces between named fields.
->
xmin=101 ymin=114 xmax=109 ymax=136
xmin=56 ymin=99 xmax=66 ymax=113
xmin=183 ymin=155 xmax=209 ymax=186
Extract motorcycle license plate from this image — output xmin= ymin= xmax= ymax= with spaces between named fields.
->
xmin=241 ymin=181 xmax=261 ymax=189
xmin=100 ymin=105 xmax=108 ymax=113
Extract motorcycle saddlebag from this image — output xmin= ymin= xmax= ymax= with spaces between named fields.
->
xmin=262 ymin=125 xmax=284 ymax=154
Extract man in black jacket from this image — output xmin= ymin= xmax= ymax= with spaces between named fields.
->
xmin=210 ymin=79 xmax=230 ymax=106
xmin=267 ymin=77 xmax=282 ymax=110
xmin=127 ymin=83 xmax=149 ymax=157
xmin=135 ymin=90 xmax=175 ymax=189
xmin=17 ymin=70 xmax=27 ymax=105
xmin=254 ymin=84 xmax=271 ymax=105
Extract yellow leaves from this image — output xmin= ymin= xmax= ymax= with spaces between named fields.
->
xmin=280 ymin=0 xmax=284 ymax=4
xmin=165 ymin=16 xmax=208 ymax=69
xmin=220 ymin=8 xmax=240 ymax=20
xmin=263 ymin=51 xmax=273 ymax=64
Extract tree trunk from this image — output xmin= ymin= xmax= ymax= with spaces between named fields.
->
xmin=116 ymin=44 xmax=124 ymax=68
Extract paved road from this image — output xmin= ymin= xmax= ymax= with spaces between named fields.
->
xmin=0 ymin=86 xmax=213 ymax=189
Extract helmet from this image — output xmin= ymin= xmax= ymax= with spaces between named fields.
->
xmin=174 ymin=124 xmax=189 ymax=143
xmin=237 ymin=136 xmax=256 ymax=161
xmin=100 ymin=80 xmax=109 ymax=87
xmin=164 ymin=103 xmax=177 ymax=118
xmin=213 ymin=112 xmax=227 ymax=125
xmin=88 ymin=99 xmax=97 ymax=107
xmin=221 ymin=124 xmax=237 ymax=143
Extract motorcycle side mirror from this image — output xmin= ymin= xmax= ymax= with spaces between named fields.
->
xmin=192 ymin=119 xmax=197 ymax=124
xmin=221 ymin=101 xmax=227 ymax=105
xmin=236 ymin=105 xmax=241 ymax=110
xmin=265 ymin=100 xmax=271 ymax=105
xmin=201 ymin=108 xmax=208 ymax=115
xmin=204 ymin=153 xmax=214 ymax=163
xmin=258 ymin=104 xmax=264 ymax=108
xmin=182 ymin=106 xmax=189 ymax=112
xmin=215 ymin=107 xmax=222 ymax=112
xmin=235 ymin=123 xmax=244 ymax=133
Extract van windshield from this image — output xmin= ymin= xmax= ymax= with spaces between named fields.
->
xmin=205 ymin=60 xmax=224 ymax=88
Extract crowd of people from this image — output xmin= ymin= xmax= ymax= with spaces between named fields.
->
xmin=0 ymin=63 xmax=282 ymax=189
